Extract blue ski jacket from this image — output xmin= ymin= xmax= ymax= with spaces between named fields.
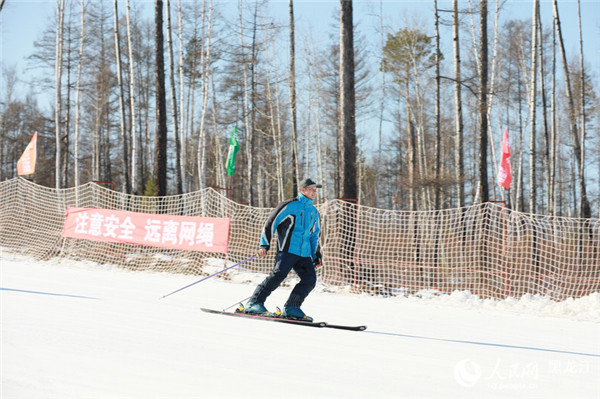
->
xmin=259 ymin=193 xmax=321 ymax=262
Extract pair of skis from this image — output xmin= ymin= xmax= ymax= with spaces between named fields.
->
xmin=201 ymin=307 xmax=367 ymax=331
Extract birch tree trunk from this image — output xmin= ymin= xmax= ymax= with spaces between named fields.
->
xmin=288 ymin=0 xmax=299 ymax=195
xmin=55 ymin=0 xmax=66 ymax=189
xmin=197 ymin=0 xmax=213 ymax=191
xmin=209 ymin=74 xmax=225 ymax=189
xmin=537 ymin=6 xmax=551 ymax=215
xmin=528 ymin=0 xmax=539 ymax=214
xmin=305 ymin=37 xmax=327 ymax=199
xmin=273 ymin=77 xmax=286 ymax=202
xmin=165 ymin=0 xmax=182 ymax=194
xmin=434 ymin=0 xmax=441 ymax=210
xmin=264 ymin=30 xmax=285 ymax=202
xmin=177 ymin=0 xmax=186 ymax=192
xmin=186 ymin=24 xmax=198 ymax=191
xmin=486 ymin=0 xmax=501 ymax=201
xmin=477 ymin=0 xmax=489 ymax=204
xmin=250 ymin=4 xmax=259 ymax=205
xmin=239 ymin=0 xmax=253 ymax=203
xmin=265 ymin=65 xmax=282 ymax=198
xmin=274 ymin=77 xmax=286 ymax=203
xmin=125 ymin=0 xmax=138 ymax=194
xmin=74 ymin=0 xmax=85 ymax=191
xmin=516 ymin=68 xmax=524 ymax=212
xmin=452 ymin=0 xmax=465 ymax=208
xmin=410 ymin=64 xmax=428 ymax=209
xmin=549 ymin=17 xmax=557 ymax=215
xmin=577 ymin=0 xmax=587 ymax=213
xmin=62 ymin=25 xmax=72 ymax=189
xmin=113 ymin=0 xmax=130 ymax=193
xmin=405 ymin=62 xmax=416 ymax=211
xmin=376 ymin=0 xmax=386 ymax=208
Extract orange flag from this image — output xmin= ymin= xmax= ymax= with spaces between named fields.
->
xmin=17 ymin=132 xmax=38 ymax=176
xmin=497 ymin=129 xmax=511 ymax=190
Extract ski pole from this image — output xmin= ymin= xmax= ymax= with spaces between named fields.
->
xmin=223 ymin=295 xmax=251 ymax=312
xmin=159 ymin=254 xmax=257 ymax=299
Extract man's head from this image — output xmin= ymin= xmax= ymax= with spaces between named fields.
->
xmin=299 ymin=178 xmax=321 ymax=200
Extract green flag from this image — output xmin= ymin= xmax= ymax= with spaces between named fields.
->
xmin=225 ymin=126 xmax=239 ymax=176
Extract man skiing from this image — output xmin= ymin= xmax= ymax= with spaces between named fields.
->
xmin=244 ymin=178 xmax=323 ymax=321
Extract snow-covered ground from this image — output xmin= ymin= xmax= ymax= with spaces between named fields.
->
xmin=2 ymin=252 xmax=599 ymax=398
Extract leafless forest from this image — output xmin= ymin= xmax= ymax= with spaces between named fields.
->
xmin=0 ymin=0 xmax=598 ymax=218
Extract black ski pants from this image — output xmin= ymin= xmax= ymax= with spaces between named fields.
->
xmin=250 ymin=252 xmax=316 ymax=307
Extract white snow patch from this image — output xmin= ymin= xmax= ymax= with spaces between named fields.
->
xmin=2 ymin=252 xmax=599 ymax=398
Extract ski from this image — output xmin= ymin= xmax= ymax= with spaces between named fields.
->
xmin=324 ymin=323 xmax=367 ymax=332
xmin=200 ymin=308 xmax=367 ymax=331
xmin=200 ymin=308 xmax=326 ymax=328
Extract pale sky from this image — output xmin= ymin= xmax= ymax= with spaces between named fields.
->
xmin=1 ymin=1 xmax=598 ymax=111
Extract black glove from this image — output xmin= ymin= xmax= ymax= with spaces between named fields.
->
xmin=313 ymin=256 xmax=322 ymax=268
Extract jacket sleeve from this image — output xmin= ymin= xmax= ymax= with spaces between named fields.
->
xmin=310 ymin=210 xmax=322 ymax=262
xmin=259 ymin=200 xmax=292 ymax=250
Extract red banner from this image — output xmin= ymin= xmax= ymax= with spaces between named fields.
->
xmin=62 ymin=207 xmax=230 ymax=253
xmin=497 ymin=128 xmax=512 ymax=190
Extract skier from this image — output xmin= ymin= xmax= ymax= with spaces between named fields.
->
xmin=244 ymin=178 xmax=323 ymax=321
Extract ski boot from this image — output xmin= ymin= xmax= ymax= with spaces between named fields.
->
xmin=241 ymin=301 xmax=269 ymax=315
xmin=282 ymin=306 xmax=313 ymax=322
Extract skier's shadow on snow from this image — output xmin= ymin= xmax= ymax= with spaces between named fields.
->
xmin=1 ymin=287 xmax=100 ymax=300
xmin=365 ymin=330 xmax=599 ymax=358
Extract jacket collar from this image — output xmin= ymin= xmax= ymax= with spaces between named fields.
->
xmin=297 ymin=192 xmax=313 ymax=204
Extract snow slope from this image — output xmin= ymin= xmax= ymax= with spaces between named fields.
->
xmin=2 ymin=253 xmax=599 ymax=398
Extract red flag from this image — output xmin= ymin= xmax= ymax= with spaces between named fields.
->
xmin=17 ymin=132 xmax=38 ymax=176
xmin=497 ymin=129 xmax=511 ymax=189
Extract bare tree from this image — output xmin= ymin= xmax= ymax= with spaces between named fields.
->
xmin=55 ymin=0 xmax=66 ymax=189
xmin=549 ymin=14 xmax=557 ymax=215
xmin=238 ymin=0 xmax=253 ymax=202
xmin=339 ymin=0 xmax=357 ymax=200
xmin=304 ymin=29 xmax=328 ymax=199
xmin=452 ymin=0 xmax=465 ymax=208
xmin=180 ymin=0 xmax=202 ymax=191
xmin=1 ymin=66 xmax=18 ymax=181
xmin=382 ymin=27 xmax=434 ymax=210
xmin=552 ymin=0 xmax=590 ymax=218
xmin=87 ymin=2 xmax=112 ymax=183
xmin=433 ymin=0 xmax=441 ymax=210
xmin=209 ymin=74 xmax=226 ymax=189
xmin=177 ymin=0 xmax=186 ymax=192
xmin=528 ymin=0 xmax=539 ymax=213
xmin=125 ymin=0 xmax=138 ymax=194
xmin=288 ymin=0 xmax=299 ymax=195
xmin=263 ymin=22 xmax=285 ymax=202
xmin=155 ymin=0 xmax=168 ymax=196
xmin=197 ymin=0 xmax=214 ymax=192
xmin=113 ymin=0 xmax=130 ymax=193
xmin=536 ymin=6 xmax=552 ymax=215
xmin=375 ymin=0 xmax=387 ymax=208
xmin=577 ymin=0 xmax=587 ymax=212
xmin=165 ymin=0 xmax=182 ymax=194
xmin=61 ymin=7 xmax=74 ymax=189
xmin=485 ymin=0 xmax=502 ymax=202
xmin=74 ymin=0 xmax=85 ymax=189
xmin=8 ymin=0 xmax=599 ymax=216
xmin=477 ymin=0 xmax=489 ymax=204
